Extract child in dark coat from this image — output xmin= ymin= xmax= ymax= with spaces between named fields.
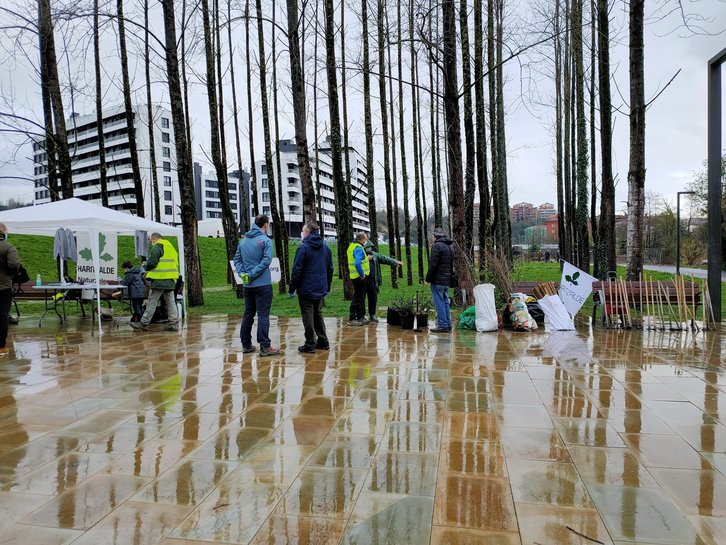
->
xmin=119 ymin=260 xmax=146 ymax=322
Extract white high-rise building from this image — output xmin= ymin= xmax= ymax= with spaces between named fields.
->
xmin=32 ymin=104 xmax=181 ymax=224
xmin=193 ymin=161 xmax=249 ymax=224
xmin=250 ymin=139 xmax=370 ymax=237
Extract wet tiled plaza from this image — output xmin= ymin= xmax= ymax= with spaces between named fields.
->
xmin=0 ymin=315 xmax=725 ymax=544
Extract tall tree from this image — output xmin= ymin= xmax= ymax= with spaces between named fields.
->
xmin=271 ymin=0 xmax=290 ymax=282
xmin=460 ymin=0 xmax=476 ymax=261
xmin=409 ymin=3 xmax=424 ymax=279
xmin=94 ymin=0 xmax=109 ymax=207
xmin=180 ymin=0 xmax=192 ymax=158
xmin=375 ymin=0 xmax=390 ymax=253
xmin=312 ymin=2 xmax=324 ymax=235
xmin=201 ymin=0 xmax=238 ymax=277
xmin=116 ymin=0 xmax=144 ymax=216
xmin=428 ymin=6 xmax=440 ymax=234
xmin=626 ymin=0 xmax=646 ymax=280
xmin=487 ymin=0 xmax=499 ymax=251
xmin=442 ymin=0 xmax=473 ymax=293
xmin=562 ymin=0 xmax=573 ymax=261
xmin=245 ymin=0 xmax=259 ymax=218
xmin=555 ymin=0 xmax=566 ymax=261
xmin=324 ymin=0 xmax=353 ymax=298
xmin=596 ymin=0 xmax=616 ymax=276
xmin=39 ymin=0 xmax=72 ymax=199
xmin=361 ymin=0 xmax=375 ymax=246
xmin=494 ymin=0 xmax=511 ymax=257
xmin=385 ymin=8 xmax=401 ymax=269
xmin=256 ymin=0 xmax=287 ymax=293
xmin=473 ymin=0 xmax=489 ymax=279
xmin=572 ymin=0 xmax=589 ymax=271
xmin=285 ymin=0 xmax=316 ymax=223
xmin=228 ymin=0 xmax=250 ymax=232
xmin=589 ymin=0 xmax=598 ymax=272
xmin=340 ymin=0 xmax=356 ymax=250
xmin=160 ymin=0 xmax=204 ymax=305
xmin=397 ymin=0 xmax=413 ymax=285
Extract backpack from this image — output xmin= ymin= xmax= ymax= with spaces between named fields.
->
xmin=12 ymin=264 xmax=29 ymax=286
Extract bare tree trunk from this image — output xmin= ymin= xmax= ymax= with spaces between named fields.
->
xmin=181 ymin=0 xmax=192 ymax=159
xmin=245 ymin=0 xmax=259 ymax=218
xmin=340 ymin=0 xmax=356 ymax=251
xmin=495 ymin=0 xmax=510 ymax=258
xmin=409 ymin=0 xmax=424 ymax=281
xmin=428 ymin=0 xmax=440 ymax=234
xmin=473 ymin=0 xmax=489 ymax=279
xmin=95 ymin=0 xmax=109 ymax=207
xmin=362 ymin=0 xmax=376 ymax=243
xmin=589 ymin=0 xmax=597 ymax=274
xmin=376 ymin=0 xmax=391 ymax=262
xmin=117 ymin=0 xmax=144 ymax=216
xmin=442 ymin=0 xmax=473 ymax=295
xmin=160 ymin=0 xmax=204 ymax=305
xmin=229 ymin=0 xmax=250 ymax=232
xmin=385 ymin=8 xmax=400 ymax=272
xmin=256 ymin=0 xmax=287 ymax=293
xmin=397 ymin=0 xmax=413 ymax=285
xmin=324 ymin=0 xmax=353 ymax=299
xmin=40 ymin=61 xmax=58 ymax=202
xmin=563 ymin=0 xmax=573 ymax=262
xmin=39 ymin=0 xmax=72 ymax=199
xmin=313 ymin=2 xmax=324 ymax=235
xmin=460 ymin=0 xmax=476 ymax=262
xmin=555 ymin=0 xmax=566 ymax=260
xmin=572 ymin=0 xmax=590 ymax=271
xmin=272 ymin=0 xmax=290 ymax=283
xmin=596 ymin=0 xmax=615 ymax=276
xmin=434 ymin=41 xmax=443 ymax=228
xmin=626 ymin=0 xmax=645 ymax=280
xmin=285 ymin=0 xmax=316 ymax=223
xmin=201 ymin=0 xmax=238 ymax=280
xmin=487 ymin=0 xmax=499 ymax=251
xmin=414 ymin=60 xmax=430 ymax=261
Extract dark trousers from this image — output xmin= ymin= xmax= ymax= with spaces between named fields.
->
xmin=365 ymin=276 xmax=378 ymax=316
xmin=349 ymin=277 xmax=366 ymax=320
xmin=0 ymin=288 xmax=11 ymax=349
xmin=241 ymin=284 xmax=273 ymax=349
xmin=299 ymin=296 xmax=328 ymax=347
xmin=130 ymin=298 xmax=144 ymax=321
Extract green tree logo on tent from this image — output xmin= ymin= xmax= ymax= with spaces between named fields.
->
xmin=565 ymin=271 xmax=580 ymax=286
xmin=79 ymin=233 xmax=114 ymax=262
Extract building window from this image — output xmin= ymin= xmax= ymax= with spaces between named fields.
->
xmin=261 ymin=165 xmax=267 ymax=174
xmin=162 ymin=147 xmax=171 ymax=158
xmin=228 ymin=183 xmax=237 ymax=191
xmin=162 ymin=132 xmax=170 ymax=143
xmin=163 ymin=161 xmax=171 ymax=172
xmin=206 ymin=190 xmax=219 ymax=198
xmin=164 ymin=191 xmax=172 ymax=201
xmin=263 ymin=206 xmax=270 ymax=215
xmin=161 ymin=117 xmax=170 ymax=129
xmin=205 ymin=180 xmax=218 ymax=188
xmin=287 ymin=163 xmax=296 ymax=171
xmin=165 ymin=205 xmax=173 ymax=215
xmin=262 ymin=192 xmax=269 ymax=202
xmin=229 ymin=193 xmax=237 ymax=200
xmin=262 ymin=179 xmax=268 ymax=188
xmin=163 ymin=176 xmax=172 ymax=187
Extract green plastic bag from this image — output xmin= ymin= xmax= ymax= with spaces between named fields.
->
xmin=458 ymin=306 xmax=477 ymax=330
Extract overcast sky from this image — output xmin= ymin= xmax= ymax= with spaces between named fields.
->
xmin=0 ymin=0 xmax=724 ymax=216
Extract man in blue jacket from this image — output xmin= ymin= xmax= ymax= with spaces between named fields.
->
xmin=234 ymin=215 xmax=280 ymax=356
xmin=289 ymin=222 xmax=333 ymax=353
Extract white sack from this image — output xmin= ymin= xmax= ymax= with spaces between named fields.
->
xmin=474 ymin=283 xmax=498 ymax=332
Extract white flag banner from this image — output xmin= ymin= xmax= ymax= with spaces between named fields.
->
xmin=230 ymin=258 xmax=281 ymax=285
xmin=559 ymin=261 xmax=597 ymax=317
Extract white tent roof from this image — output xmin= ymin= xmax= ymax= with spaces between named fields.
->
xmin=0 ymin=198 xmax=182 ymax=237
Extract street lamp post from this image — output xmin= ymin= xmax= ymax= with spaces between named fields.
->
xmin=676 ymin=190 xmax=695 ymax=276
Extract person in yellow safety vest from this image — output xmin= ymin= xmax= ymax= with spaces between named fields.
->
xmin=346 ymin=232 xmax=371 ymax=326
xmin=131 ymin=232 xmax=179 ymax=332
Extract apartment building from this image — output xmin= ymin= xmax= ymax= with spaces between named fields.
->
xmin=193 ymin=162 xmax=250 ymax=224
xmin=32 ymin=104 xmax=181 ymax=224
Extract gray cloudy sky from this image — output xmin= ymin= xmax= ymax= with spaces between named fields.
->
xmin=0 ymin=0 xmax=724 ymax=215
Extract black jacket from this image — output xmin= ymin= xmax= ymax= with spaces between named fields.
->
xmin=120 ymin=267 xmax=146 ymax=299
xmin=289 ymin=231 xmax=333 ymax=300
xmin=425 ymin=236 xmax=454 ymax=285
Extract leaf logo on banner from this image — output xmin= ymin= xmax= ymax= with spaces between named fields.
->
xmin=79 ymin=234 xmax=114 ymax=262
xmin=565 ymin=271 xmax=580 ymax=286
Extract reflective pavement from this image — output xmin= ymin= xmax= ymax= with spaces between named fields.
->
xmin=0 ymin=315 xmax=725 ymax=544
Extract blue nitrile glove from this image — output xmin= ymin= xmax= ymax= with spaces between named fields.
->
xmin=289 ymin=292 xmax=296 ymax=299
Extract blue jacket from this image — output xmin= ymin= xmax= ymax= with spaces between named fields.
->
xmin=289 ymin=231 xmax=333 ymax=300
xmin=120 ymin=267 xmax=146 ymax=299
xmin=353 ymin=246 xmax=366 ymax=277
xmin=234 ymin=225 xmax=273 ymax=287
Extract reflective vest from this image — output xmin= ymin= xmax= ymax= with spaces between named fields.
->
xmin=347 ymin=242 xmax=370 ymax=280
xmin=146 ymin=239 xmax=179 ymax=280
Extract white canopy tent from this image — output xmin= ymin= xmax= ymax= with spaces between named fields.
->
xmin=0 ymin=198 xmax=185 ymax=335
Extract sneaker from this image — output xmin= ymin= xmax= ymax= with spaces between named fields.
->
xmin=348 ymin=320 xmax=364 ymax=326
xmin=298 ymin=345 xmax=316 ymax=354
xmin=242 ymin=346 xmax=256 ymax=354
xmin=429 ymin=327 xmax=452 ymax=333
xmin=165 ymin=325 xmax=179 ymax=332
xmin=130 ymin=322 xmax=149 ymax=331
xmin=260 ymin=346 xmax=281 ymax=357
xmin=360 ymin=319 xmax=371 ymax=325
xmin=369 ymin=315 xmax=379 ymax=323
xmin=315 ymin=342 xmax=330 ymax=350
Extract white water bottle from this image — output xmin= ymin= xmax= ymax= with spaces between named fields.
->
xmin=35 ymin=273 xmax=42 ymax=286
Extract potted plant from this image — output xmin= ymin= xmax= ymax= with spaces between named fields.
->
xmin=387 ymin=297 xmax=402 ymax=326
xmin=415 ymin=292 xmax=432 ymax=329
xmin=399 ymin=298 xmax=415 ymax=330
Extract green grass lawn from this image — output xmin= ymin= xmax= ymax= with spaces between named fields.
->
xmin=8 ymin=235 xmax=726 ymax=320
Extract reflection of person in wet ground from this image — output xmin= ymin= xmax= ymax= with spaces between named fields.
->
xmin=0 ymin=223 xmax=20 ymax=356
xmin=289 ymin=222 xmax=333 ymax=354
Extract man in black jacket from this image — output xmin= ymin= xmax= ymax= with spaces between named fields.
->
xmin=289 ymin=222 xmax=333 ymax=353
xmin=0 ymin=224 xmax=20 ymax=356
xmin=425 ymin=227 xmax=454 ymax=333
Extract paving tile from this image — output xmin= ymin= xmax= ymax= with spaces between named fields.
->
xmin=567 ymin=446 xmax=659 ymax=488
xmin=515 ymin=503 xmax=614 ymax=545
xmin=500 ymin=426 xmax=571 ymax=462
xmin=441 ymin=439 xmax=506 ymax=477
xmin=341 ymin=494 xmax=434 ymax=544
xmin=248 ymin=515 xmax=346 ymax=545
xmin=366 ymin=452 xmax=439 ymax=496
xmin=274 ymin=467 xmax=367 ymax=519
xmin=434 ymin=474 xmax=517 ymax=531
